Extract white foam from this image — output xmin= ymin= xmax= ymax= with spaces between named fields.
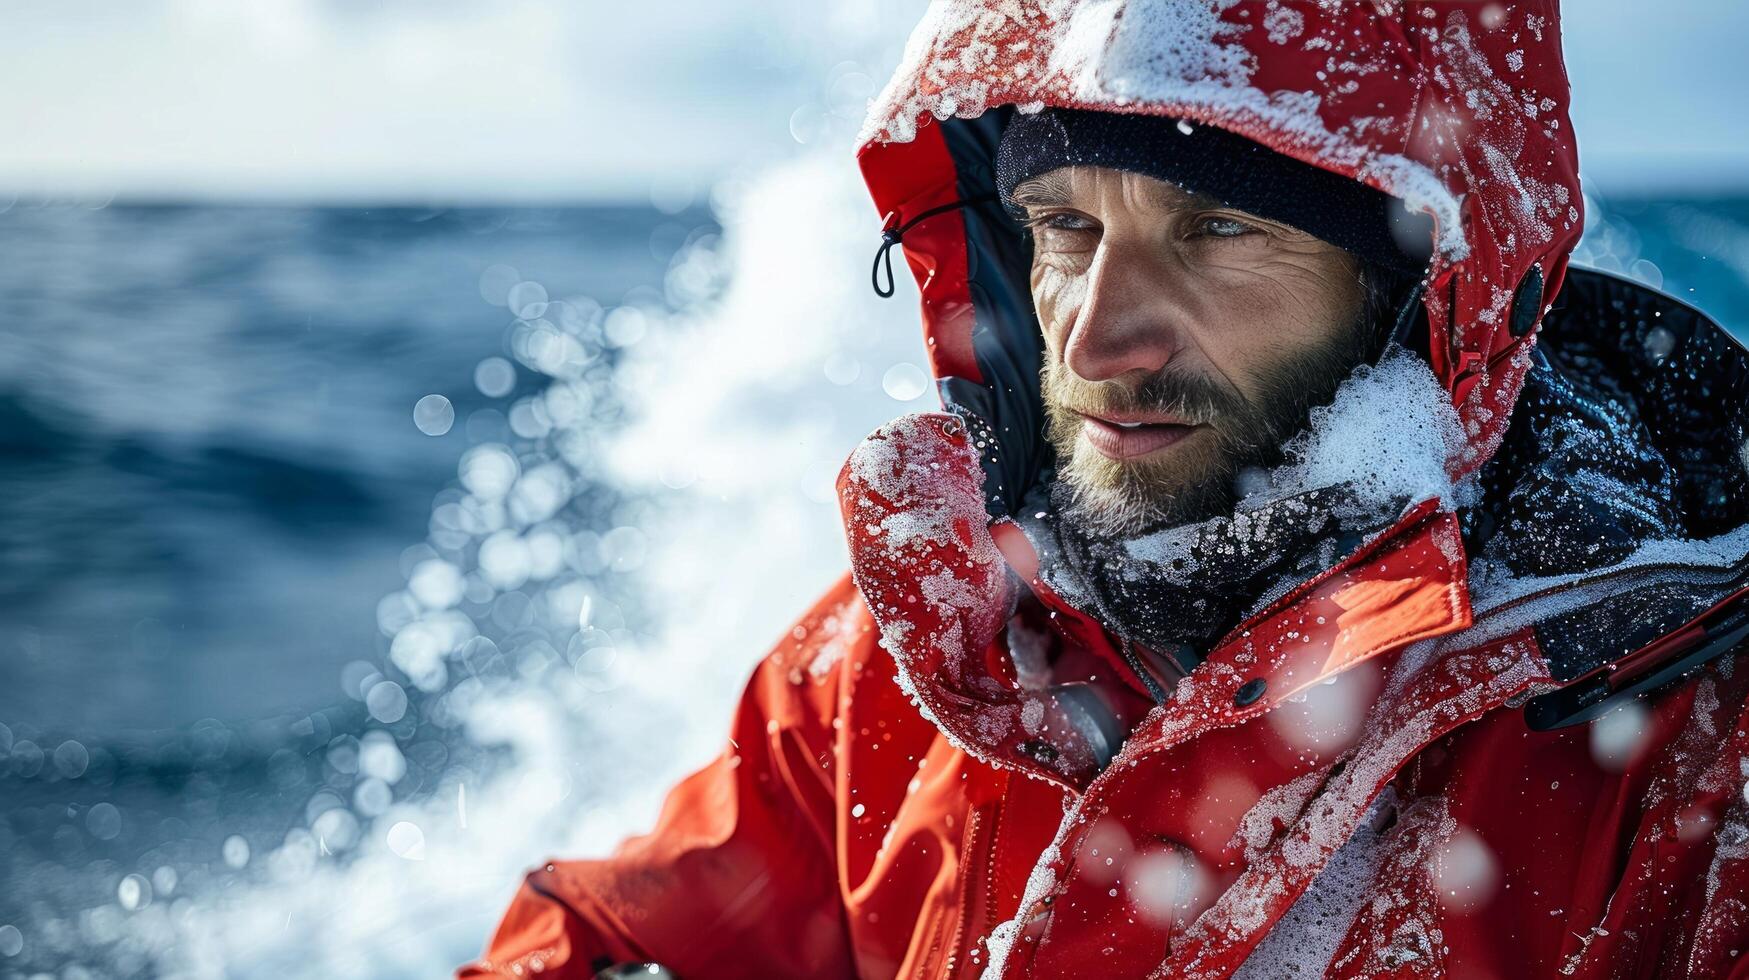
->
xmin=1246 ymin=347 xmax=1469 ymax=513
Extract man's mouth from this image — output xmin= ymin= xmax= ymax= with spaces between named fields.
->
xmin=1079 ymin=411 xmax=1202 ymax=461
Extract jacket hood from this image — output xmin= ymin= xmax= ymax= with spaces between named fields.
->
xmin=840 ymin=1 xmax=1749 ymax=791
xmin=856 ymin=0 xmax=1582 ymax=489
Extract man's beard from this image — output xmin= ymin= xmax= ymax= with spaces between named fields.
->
xmin=1042 ymin=317 xmax=1373 ymax=536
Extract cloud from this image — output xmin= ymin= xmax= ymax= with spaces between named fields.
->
xmin=0 ymin=0 xmax=920 ymax=201
xmin=1 ymin=0 xmax=1743 ymax=200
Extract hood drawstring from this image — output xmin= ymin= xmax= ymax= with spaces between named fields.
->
xmin=871 ymin=195 xmax=997 ymax=298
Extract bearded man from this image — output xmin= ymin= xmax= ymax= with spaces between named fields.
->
xmin=465 ymin=2 xmax=1749 ymax=977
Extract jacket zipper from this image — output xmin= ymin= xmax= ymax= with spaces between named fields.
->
xmin=936 ymin=802 xmax=1000 ymax=979
xmin=1462 ymin=552 xmax=1749 ymax=646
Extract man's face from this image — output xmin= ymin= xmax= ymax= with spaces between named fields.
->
xmin=1013 ymin=165 xmax=1371 ymax=534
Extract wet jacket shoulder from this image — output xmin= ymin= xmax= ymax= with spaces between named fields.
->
xmin=459 ymin=575 xmax=875 ymax=979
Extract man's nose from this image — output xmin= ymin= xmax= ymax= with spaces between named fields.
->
xmin=1061 ymin=246 xmax=1185 ymax=384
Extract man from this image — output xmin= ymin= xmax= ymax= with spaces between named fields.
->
xmin=465 ymin=2 xmax=1749 ymax=977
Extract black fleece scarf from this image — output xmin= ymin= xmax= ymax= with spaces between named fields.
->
xmin=1019 ymin=479 xmax=1408 ymax=668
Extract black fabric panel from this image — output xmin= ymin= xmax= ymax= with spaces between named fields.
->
xmin=1539 ymin=268 xmax=1749 ymax=537
xmin=939 ymin=110 xmax=1051 ymax=518
xmin=1532 ymin=581 xmax=1732 ymax=685
xmin=1467 ymin=268 xmax=1749 ymax=686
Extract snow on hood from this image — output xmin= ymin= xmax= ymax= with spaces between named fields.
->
xmin=865 ymin=0 xmax=1468 ymax=258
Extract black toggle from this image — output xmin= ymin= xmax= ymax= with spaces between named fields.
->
xmin=1510 ymin=265 xmax=1545 ymax=338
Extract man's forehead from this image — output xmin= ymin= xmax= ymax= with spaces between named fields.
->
xmin=1008 ymin=165 xmax=1225 ymax=213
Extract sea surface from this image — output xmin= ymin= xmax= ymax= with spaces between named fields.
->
xmin=0 ymin=192 xmax=1745 ymax=977
xmin=0 ymin=200 xmax=719 ymax=977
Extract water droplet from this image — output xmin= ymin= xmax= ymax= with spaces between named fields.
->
xmin=824 ymin=352 xmax=861 ymax=386
xmin=152 ymin=866 xmax=178 ymax=897
xmin=474 ymin=357 xmax=517 ymax=398
xmin=1591 ymin=702 xmax=1651 ymax=772
xmin=358 ymin=731 xmax=407 ymax=784
xmin=86 ymin=802 xmax=122 ymax=841
xmin=1642 ymin=326 xmax=1676 ymax=364
xmin=53 ymin=739 xmax=89 ymax=779
xmin=882 ymin=363 xmax=930 ymax=402
xmin=387 ymin=821 xmax=426 ymax=861
xmin=507 ymin=280 xmax=549 ymax=319
xmin=365 ymin=680 xmax=409 ymax=724
xmin=117 ymin=874 xmax=151 ymax=911
xmin=459 ymin=444 xmax=520 ymax=499
xmin=353 ymin=778 xmax=393 ymax=817
xmin=789 ymin=103 xmax=827 ymax=144
xmin=222 ymin=834 xmax=252 ymax=869
xmin=603 ymin=306 xmax=649 ymax=348
xmin=414 ymin=394 xmax=455 ymax=436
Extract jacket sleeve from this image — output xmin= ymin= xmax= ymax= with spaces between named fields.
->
xmin=459 ymin=577 xmax=863 ymax=979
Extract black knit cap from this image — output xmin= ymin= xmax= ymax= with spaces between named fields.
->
xmin=996 ymin=107 xmax=1432 ymax=275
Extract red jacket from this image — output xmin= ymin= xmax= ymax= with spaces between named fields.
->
xmin=466 ymin=3 xmax=1749 ymax=976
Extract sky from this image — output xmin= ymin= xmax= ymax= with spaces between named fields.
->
xmin=1 ymin=0 xmax=1745 ymax=203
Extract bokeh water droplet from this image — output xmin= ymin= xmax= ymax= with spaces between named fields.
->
xmin=365 ymin=680 xmax=409 ymax=724
xmin=387 ymin=821 xmax=426 ymax=861
xmin=414 ymin=394 xmax=455 ymax=436
xmin=788 ymin=103 xmax=827 ymax=144
xmin=53 ymin=739 xmax=89 ymax=779
xmin=1591 ymin=701 xmax=1651 ymax=771
xmin=353 ymin=778 xmax=392 ymax=817
xmin=117 ymin=874 xmax=152 ymax=911
xmin=152 ymin=866 xmax=178 ymax=897
xmin=86 ymin=802 xmax=122 ymax=841
xmin=474 ymin=356 xmax=517 ymax=398
xmin=358 ymin=731 xmax=407 ymax=784
xmin=221 ymin=834 xmax=251 ymax=869
xmin=508 ymin=280 xmax=549 ymax=319
xmin=882 ymin=363 xmax=930 ymax=402
xmin=824 ymin=352 xmax=861 ymax=386
xmin=459 ymin=444 xmax=520 ymax=499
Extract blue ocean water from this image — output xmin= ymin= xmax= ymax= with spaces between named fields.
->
xmin=0 ymin=203 xmax=713 ymax=734
xmin=0 ymin=192 xmax=1744 ymax=977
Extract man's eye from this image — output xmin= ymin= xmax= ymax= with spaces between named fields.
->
xmin=1026 ymin=212 xmax=1096 ymax=233
xmin=1197 ymin=216 xmax=1257 ymax=239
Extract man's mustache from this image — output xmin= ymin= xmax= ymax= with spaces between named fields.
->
xmin=1044 ymin=366 xmax=1243 ymax=427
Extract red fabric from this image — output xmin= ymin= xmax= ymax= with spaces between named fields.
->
xmin=465 ymin=573 xmax=1749 ymax=978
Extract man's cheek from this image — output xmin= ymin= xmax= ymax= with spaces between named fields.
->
xmin=1032 ymin=265 xmax=1088 ymax=339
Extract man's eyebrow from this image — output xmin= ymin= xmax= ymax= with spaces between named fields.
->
xmin=1131 ymin=178 xmax=1225 ymax=213
xmin=1008 ymin=171 xmax=1071 ymax=209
